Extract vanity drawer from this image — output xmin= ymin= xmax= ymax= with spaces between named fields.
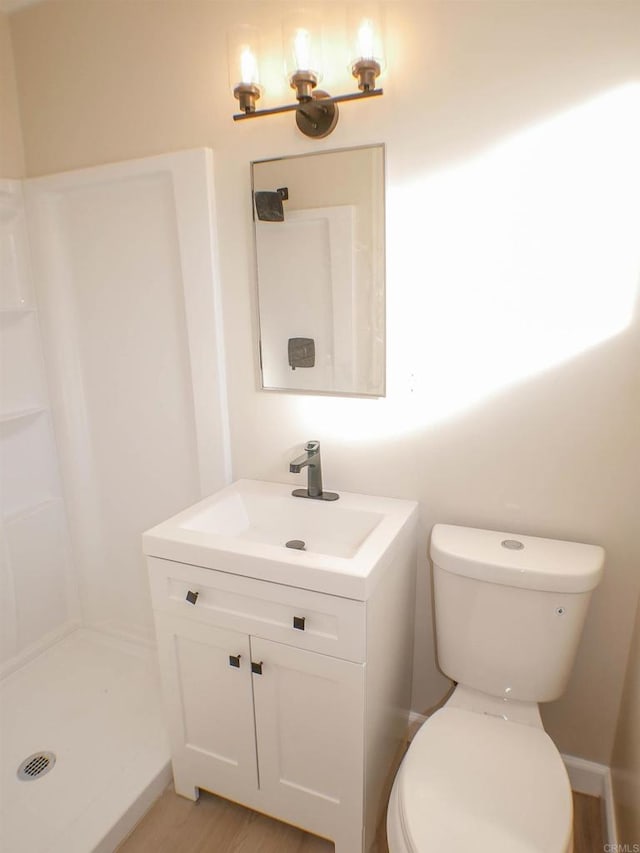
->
xmin=147 ymin=557 xmax=366 ymax=663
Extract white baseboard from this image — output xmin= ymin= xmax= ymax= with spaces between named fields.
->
xmin=562 ymin=753 xmax=618 ymax=846
xmin=408 ymin=715 xmax=617 ymax=845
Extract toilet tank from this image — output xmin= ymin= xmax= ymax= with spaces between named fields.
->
xmin=430 ymin=524 xmax=605 ymax=703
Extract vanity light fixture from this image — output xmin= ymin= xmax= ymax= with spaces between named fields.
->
xmin=229 ymin=11 xmax=385 ymax=139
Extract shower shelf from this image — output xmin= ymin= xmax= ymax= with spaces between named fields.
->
xmin=3 ymin=496 xmax=61 ymax=527
xmin=0 ymin=406 xmax=46 ymax=425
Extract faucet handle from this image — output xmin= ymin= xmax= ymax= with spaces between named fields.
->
xmin=305 ymin=440 xmax=320 ymax=452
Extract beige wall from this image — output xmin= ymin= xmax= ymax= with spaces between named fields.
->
xmin=0 ymin=10 xmax=25 ymax=177
xmin=612 ymin=594 xmax=640 ymax=843
xmin=8 ymin=1 xmax=640 ymax=765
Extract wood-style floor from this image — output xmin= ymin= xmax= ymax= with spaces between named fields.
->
xmin=572 ymin=791 xmax=606 ymax=853
xmin=118 ymin=787 xmax=333 ymax=853
xmin=118 ymin=786 xmax=604 ymax=853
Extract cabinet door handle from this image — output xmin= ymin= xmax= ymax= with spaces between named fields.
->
xmin=251 ymin=661 xmax=263 ymax=675
xmin=293 ymin=615 xmax=306 ymax=631
xmin=185 ymin=590 xmax=199 ymax=605
xmin=229 ymin=654 xmax=241 ymax=668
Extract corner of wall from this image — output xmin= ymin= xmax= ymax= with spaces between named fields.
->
xmin=610 ymin=592 xmax=640 ymax=846
xmin=0 ymin=9 xmax=26 ymax=178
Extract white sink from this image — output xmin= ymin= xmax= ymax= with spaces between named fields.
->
xmin=143 ymin=479 xmax=418 ymax=599
xmin=181 ymin=488 xmax=382 ymax=558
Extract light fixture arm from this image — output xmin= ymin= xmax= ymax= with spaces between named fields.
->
xmin=233 ymin=87 xmax=383 ymax=121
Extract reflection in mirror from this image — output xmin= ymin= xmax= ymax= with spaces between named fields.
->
xmin=252 ymin=145 xmax=385 ymax=396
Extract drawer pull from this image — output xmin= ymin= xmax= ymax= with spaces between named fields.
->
xmin=251 ymin=661 xmax=263 ymax=675
xmin=229 ymin=654 xmax=241 ymax=668
xmin=293 ymin=615 xmax=306 ymax=631
xmin=185 ymin=590 xmax=199 ymax=605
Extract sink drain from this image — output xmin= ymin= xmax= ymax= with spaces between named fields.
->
xmin=17 ymin=751 xmax=56 ymax=781
xmin=285 ymin=539 xmax=306 ymax=550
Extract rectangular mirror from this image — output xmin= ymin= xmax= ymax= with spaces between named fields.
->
xmin=252 ymin=144 xmax=385 ymax=397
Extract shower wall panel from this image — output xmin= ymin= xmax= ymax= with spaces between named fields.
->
xmin=25 ymin=150 xmax=230 ymax=642
xmin=0 ymin=179 xmax=78 ymax=675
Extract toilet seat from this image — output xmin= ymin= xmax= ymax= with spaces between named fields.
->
xmin=392 ymin=706 xmax=573 ymax=853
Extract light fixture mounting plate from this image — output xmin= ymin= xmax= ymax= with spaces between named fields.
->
xmin=295 ymin=90 xmax=339 ymax=138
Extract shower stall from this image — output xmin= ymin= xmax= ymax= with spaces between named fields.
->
xmin=0 ymin=149 xmax=230 ymax=853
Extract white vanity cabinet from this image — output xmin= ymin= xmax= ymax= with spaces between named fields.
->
xmin=147 ymin=524 xmax=416 ymax=853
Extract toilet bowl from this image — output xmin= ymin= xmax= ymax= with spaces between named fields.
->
xmin=387 ymin=696 xmax=573 ymax=852
xmin=387 ymin=524 xmax=604 ymax=853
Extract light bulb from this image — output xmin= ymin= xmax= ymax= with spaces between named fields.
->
xmin=239 ymin=46 xmax=258 ymax=85
xmin=293 ymin=28 xmax=311 ymax=71
xmin=283 ymin=15 xmax=322 ymax=101
xmin=356 ymin=19 xmax=376 ymax=59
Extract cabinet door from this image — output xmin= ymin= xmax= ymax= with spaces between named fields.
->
xmin=251 ymin=637 xmax=365 ymax=849
xmin=154 ymin=612 xmax=257 ymax=801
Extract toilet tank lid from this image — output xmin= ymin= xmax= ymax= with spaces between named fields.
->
xmin=430 ymin=524 xmax=604 ymax=593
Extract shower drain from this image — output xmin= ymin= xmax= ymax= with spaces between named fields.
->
xmin=17 ymin=751 xmax=56 ymax=781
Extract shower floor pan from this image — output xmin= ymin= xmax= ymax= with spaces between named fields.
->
xmin=0 ymin=629 xmax=171 ymax=853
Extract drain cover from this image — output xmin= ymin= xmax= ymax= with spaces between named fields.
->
xmin=285 ymin=539 xmax=306 ymax=550
xmin=17 ymin=751 xmax=56 ymax=781
xmin=501 ymin=539 xmax=524 ymax=550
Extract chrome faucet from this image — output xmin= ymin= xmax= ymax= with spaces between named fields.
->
xmin=289 ymin=441 xmax=339 ymax=501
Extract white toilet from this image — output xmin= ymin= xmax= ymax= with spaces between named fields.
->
xmin=387 ymin=523 xmax=605 ymax=853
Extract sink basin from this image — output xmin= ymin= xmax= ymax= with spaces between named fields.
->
xmin=143 ymin=480 xmax=418 ymax=599
xmin=181 ymin=488 xmax=382 ymax=558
